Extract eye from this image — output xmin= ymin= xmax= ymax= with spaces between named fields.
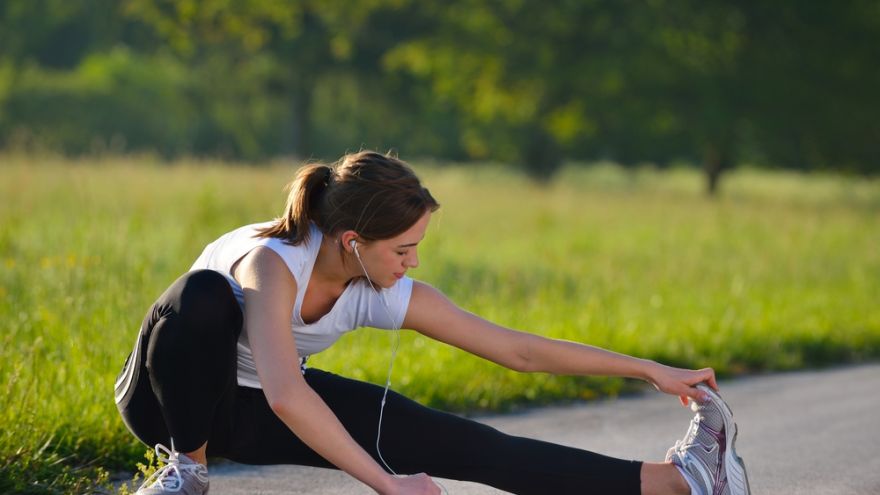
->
xmin=396 ymin=251 xmax=407 ymax=256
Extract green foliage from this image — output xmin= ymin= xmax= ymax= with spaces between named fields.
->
xmin=0 ymin=156 xmax=878 ymax=491
xmin=0 ymin=0 xmax=128 ymax=69
xmin=0 ymin=47 xmax=293 ymax=160
xmin=2 ymin=48 xmax=192 ymax=155
xmin=3 ymin=1 xmax=879 ymax=186
xmin=116 ymin=448 xmax=161 ymax=495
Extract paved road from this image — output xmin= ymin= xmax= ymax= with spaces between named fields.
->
xmin=208 ymin=363 xmax=880 ymax=494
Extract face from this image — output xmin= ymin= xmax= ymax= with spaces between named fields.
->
xmin=352 ymin=211 xmax=431 ymax=288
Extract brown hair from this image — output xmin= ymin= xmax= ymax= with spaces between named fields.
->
xmin=256 ymin=151 xmax=439 ymax=245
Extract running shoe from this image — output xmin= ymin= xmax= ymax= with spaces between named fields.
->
xmin=665 ymin=383 xmax=751 ymax=495
xmin=135 ymin=444 xmax=209 ymax=495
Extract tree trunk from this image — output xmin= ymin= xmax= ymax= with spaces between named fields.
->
xmin=704 ymin=144 xmax=730 ymax=197
xmin=522 ymin=127 xmax=563 ymax=182
xmin=282 ymin=81 xmax=314 ymax=160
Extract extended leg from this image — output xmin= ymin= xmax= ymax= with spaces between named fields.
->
xmin=220 ymin=369 xmax=643 ymax=495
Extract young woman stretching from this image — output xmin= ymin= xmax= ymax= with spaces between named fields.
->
xmin=115 ymin=151 xmax=750 ymax=495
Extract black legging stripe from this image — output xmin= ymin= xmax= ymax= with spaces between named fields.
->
xmin=115 ymin=269 xmax=642 ymax=494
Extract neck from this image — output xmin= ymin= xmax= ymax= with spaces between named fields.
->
xmin=312 ymin=235 xmax=360 ymax=288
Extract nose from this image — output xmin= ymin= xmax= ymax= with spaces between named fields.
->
xmin=405 ymin=250 xmax=419 ymax=269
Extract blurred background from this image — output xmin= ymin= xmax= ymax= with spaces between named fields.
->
xmin=1 ymin=1 xmax=879 ymax=493
xmin=2 ymin=0 xmax=878 ymax=191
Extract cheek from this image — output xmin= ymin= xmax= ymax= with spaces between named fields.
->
xmin=372 ymin=251 xmax=398 ymax=269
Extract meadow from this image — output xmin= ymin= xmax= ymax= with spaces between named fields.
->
xmin=1 ymin=153 xmax=878 ymax=493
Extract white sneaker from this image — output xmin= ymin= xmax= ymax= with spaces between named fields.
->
xmin=666 ymin=384 xmax=751 ymax=495
xmin=135 ymin=444 xmax=209 ymax=494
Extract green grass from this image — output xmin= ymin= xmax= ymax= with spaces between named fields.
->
xmin=1 ymin=153 xmax=879 ymax=493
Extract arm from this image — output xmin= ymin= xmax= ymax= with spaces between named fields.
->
xmin=238 ymin=248 xmax=438 ymax=495
xmin=403 ymin=281 xmax=716 ymax=405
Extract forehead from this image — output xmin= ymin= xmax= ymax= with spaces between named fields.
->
xmin=388 ymin=211 xmax=431 ymax=245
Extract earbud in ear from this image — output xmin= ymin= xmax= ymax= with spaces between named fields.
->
xmin=349 ymin=239 xmax=357 ymax=249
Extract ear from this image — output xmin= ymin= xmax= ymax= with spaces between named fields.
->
xmin=339 ymin=230 xmax=359 ymax=253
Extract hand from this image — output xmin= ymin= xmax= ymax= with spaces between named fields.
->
xmin=383 ymin=473 xmax=442 ymax=495
xmin=644 ymin=361 xmax=718 ymax=407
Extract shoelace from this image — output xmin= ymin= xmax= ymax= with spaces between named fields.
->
xmin=670 ymin=414 xmax=703 ymax=456
xmin=138 ymin=443 xmax=206 ymax=492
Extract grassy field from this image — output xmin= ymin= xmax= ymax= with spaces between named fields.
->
xmin=1 ymin=153 xmax=879 ymax=493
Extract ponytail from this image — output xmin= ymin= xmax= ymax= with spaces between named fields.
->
xmin=255 ymin=164 xmax=333 ymax=245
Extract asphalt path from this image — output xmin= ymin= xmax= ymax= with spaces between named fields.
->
xmin=208 ymin=363 xmax=880 ymax=494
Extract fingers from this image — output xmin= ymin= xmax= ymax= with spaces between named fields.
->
xmin=393 ymin=473 xmax=440 ymax=494
xmin=705 ymin=369 xmax=719 ymax=391
xmin=675 ymin=385 xmax=700 ymax=405
xmin=416 ymin=473 xmax=441 ymax=495
xmin=662 ymin=364 xmax=719 ymax=406
xmin=676 ymin=384 xmax=703 ymax=406
xmin=688 ymin=385 xmax=709 ymax=403
xmin=693 ymin=367 xmax=719 ymax=391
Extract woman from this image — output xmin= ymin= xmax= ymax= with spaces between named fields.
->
xmin=115 ymin=151 xmax=750 ymax=495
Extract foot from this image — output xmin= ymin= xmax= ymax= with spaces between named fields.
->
xmin=135 ymin=444 xmax=209 ymax=494
xmin=665 ymin=383 xmax=750 ymax=495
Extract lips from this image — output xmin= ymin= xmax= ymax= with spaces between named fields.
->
xmin=394 ymin=272 xmax=404 ymax=279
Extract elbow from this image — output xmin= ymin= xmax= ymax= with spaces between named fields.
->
xmin=268 ymin=394 xmax=293 ymax=417
xmin=265 ymin=382 xmax=304 ymax=418
xmin=509 ymin=334 xmax=541 ymax=373
xmin=507 ymin=358 xmax=531 ymax=373
xmin=510 ymin=354 xmax=536 ymax=373
xmin=508 ymin=342 xmax=535 ymax=373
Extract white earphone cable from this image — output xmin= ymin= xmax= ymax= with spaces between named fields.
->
xmin=352 ymin=243 xmax=401 ymax=474
xmin=352 ymin=241 xmax=449 ymax=494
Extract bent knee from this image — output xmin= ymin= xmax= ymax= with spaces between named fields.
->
xmin=173 ymin=269 xmax=242 ymax=329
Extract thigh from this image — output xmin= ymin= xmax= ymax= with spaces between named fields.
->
xmin=209 ymin=369 xmax=385 ymax=466
xmin=314 ymin=373 xmax=644 ymax=494
xmin=217 ymin=368 xmax=499 ymax=473
xmin=307 ymin=369 xmax=499 ymax=474
xmin=209 ymin=384 xmax=331 ymax=467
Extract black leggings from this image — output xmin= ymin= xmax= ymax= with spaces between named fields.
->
xmin=115 ymin=270 xmax=643 ymax=495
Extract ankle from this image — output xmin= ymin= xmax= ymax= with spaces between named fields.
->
xmin=640 ymin=462 xmax=690 ymax=495
xmin=670 ymin=463 xmax=692 ymax=494
xmin=184 ymin=442 xmax=208 ymax=466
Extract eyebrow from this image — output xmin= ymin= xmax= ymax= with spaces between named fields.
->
xmin=396 ymin=242 xmax=419 ymax=248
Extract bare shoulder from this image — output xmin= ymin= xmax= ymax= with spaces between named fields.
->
xmin=409 ymin=280 xmax=453 ymax=307
xmin=404 ymin=280 xmax=463 ymax=329
xmin=234 ymin=246 xmax=296 ymax=294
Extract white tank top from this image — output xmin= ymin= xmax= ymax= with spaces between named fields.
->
xmin=190 ymin=221 xmax=414 ymax=388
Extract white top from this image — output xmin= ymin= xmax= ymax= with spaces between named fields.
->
xmin=191 ymin=221 xmax=414 ymax=388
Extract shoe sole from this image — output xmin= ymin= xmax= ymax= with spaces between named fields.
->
xmin=697 ymin=384 xmax=752 ymax=495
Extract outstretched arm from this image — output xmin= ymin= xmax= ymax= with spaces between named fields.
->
xmin=403 ymin=281 xmax=716 ymax=406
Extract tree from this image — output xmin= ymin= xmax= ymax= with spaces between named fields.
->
xmin=385 ymin=0 xmax=623 ymax=179
xmin=122 ymin=0 xmax=436 ymax=160
xmin=3 ymin=0 xmax=877 ymax=185
xmin=738 ymin=1 xmax=880 ymax=175
xmin=386 ymin=0 xmax=880 ymax=191
xmin=0 ymin=0 xmax=135 ymax=69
